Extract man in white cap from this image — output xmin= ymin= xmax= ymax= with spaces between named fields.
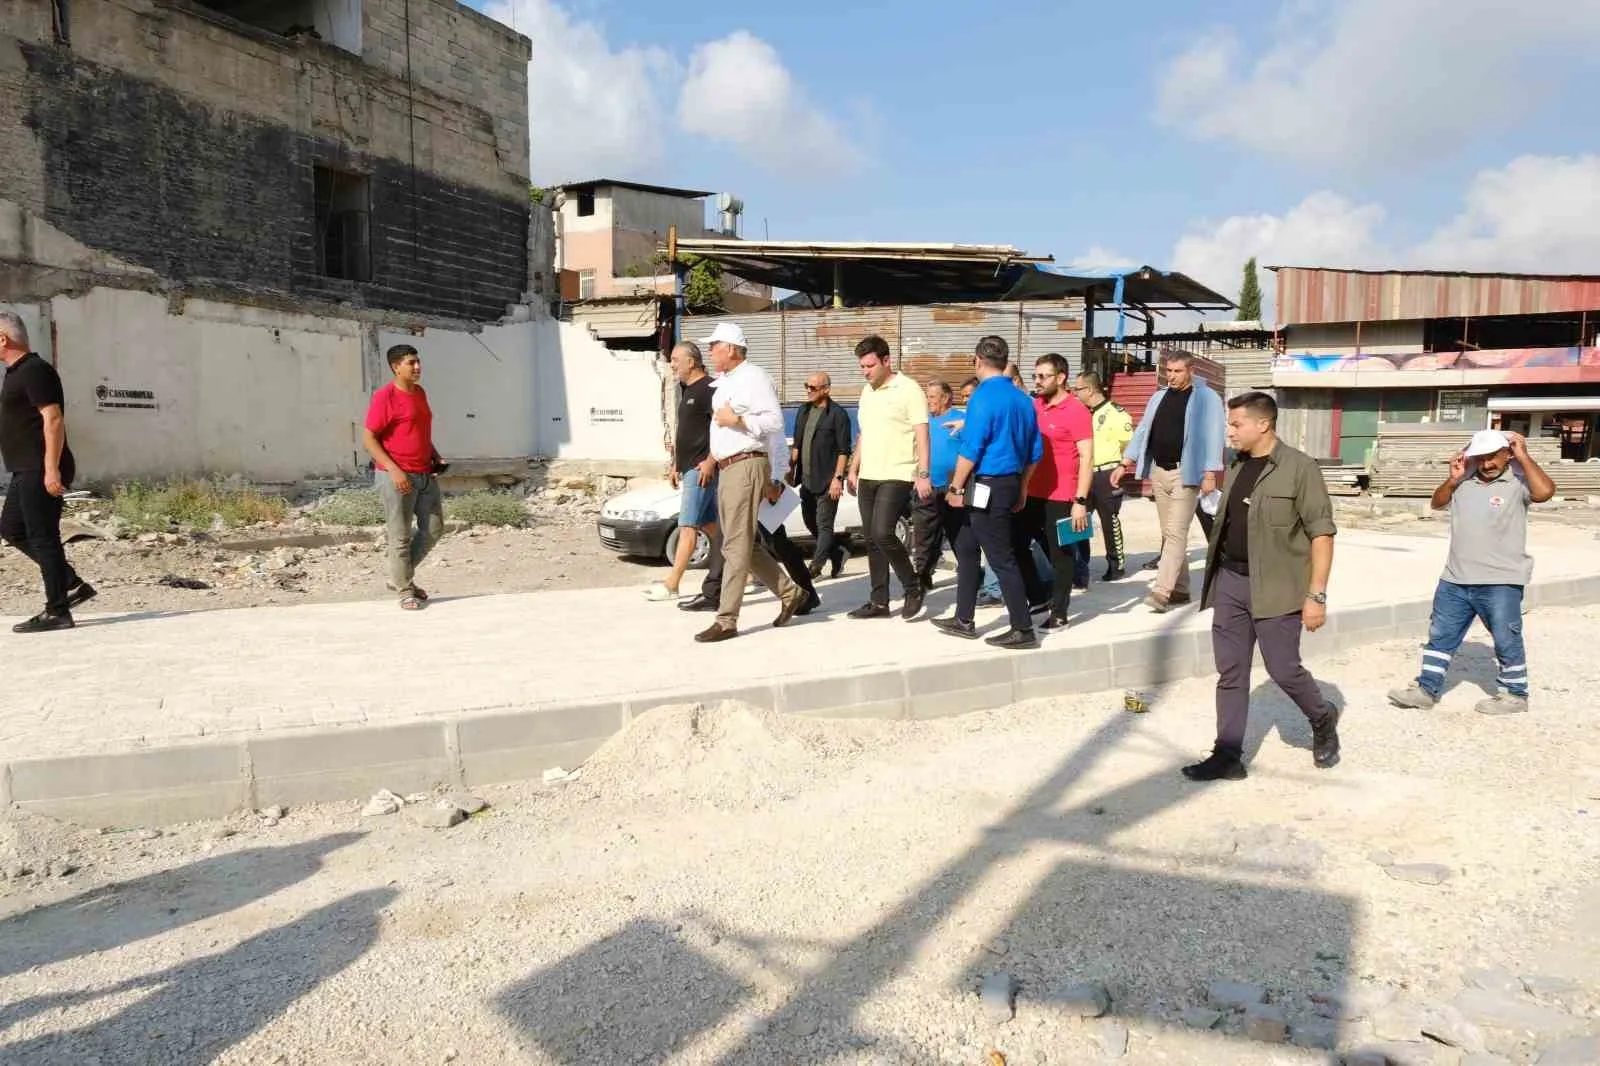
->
xmin=1389 ymin=428 xmax=1555 ymax=715
xmin=692 ymin=321 xmax=805 ymax=642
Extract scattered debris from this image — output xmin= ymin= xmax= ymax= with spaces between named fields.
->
xmin=542 ymin=767 xmax=581 ymax=785
xmin=1180 ymin=1007 xmax=1223 ymax=1030
xmin=1419 ymin=1002 xmax=1487 ymax=1052
xmin=1051 ymin=980 xmax=1111 ymax=1019
xmin=1534 ymin=1036 xmax=1600 ymax=1065
xmin=157 ymin=574 xmax=212 ymax=590
xmin=979 ymin=972 xmax=1017 ymax=1024
xmin=1090 ymin=1019 xmax=1129 ymax=1058
xmin=1384 ymin=862 xmax=1453 ymax=885
xmin=1206 ymin=980 xmax=1266 ymax=1010
xmin=413 ymin=805 xmax=467 ymax=830
xmin=985 ymin=938 xmax=1010 ymax=957
xmin=445 ymin=791 xmax=488 ymax=815
xmin=361 ymin=790 xmax=407 ymax=818
xmin=1464 ymin=967 xmax=1525 ymax=996
xmin=259 ymin=805 xmax=288 ymax=820
xmin=1452 ymin=989 xmax=1581 ymax=1038
xmin=1242 ymin=1003 xmax=1288 ymax=1043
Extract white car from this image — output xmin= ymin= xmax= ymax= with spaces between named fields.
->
xmin=598 ymin=479 xmax=878 ymax=567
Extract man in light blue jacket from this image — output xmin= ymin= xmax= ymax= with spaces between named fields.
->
xmin=1112 ymin=351 xmax=1226 ymax=612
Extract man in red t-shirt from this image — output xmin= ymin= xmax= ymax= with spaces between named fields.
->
xmin=1016 ymin=352 xmax=1094 ymax=630
xmin=363 ymin=344 xmax=445 ymax=610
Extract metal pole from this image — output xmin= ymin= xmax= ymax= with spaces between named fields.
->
xmin=832 ymin=262 xmax=843 ymax=309
xmin=668 ymin=225 xmax=684 ymax=343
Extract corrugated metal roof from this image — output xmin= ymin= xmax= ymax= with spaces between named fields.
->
xmin=1274 ymin=267 xmax=1600 ymax=326
xmin=553 ymin=178 xmax=713 ymax=199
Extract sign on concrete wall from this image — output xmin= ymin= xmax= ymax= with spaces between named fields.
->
xmin=94 ymin=384 xmax=159 ymax=411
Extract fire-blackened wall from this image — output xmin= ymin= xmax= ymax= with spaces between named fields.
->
xmin=1 ymin=0 xmax=534 ymax=323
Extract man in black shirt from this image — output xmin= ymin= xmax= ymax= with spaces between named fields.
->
xmin=791 ymin=372 xmax=852 ymax=578
xmin=648 ymin=341 xmax=722 ymax=606
xmin=0 ymin=312 xmax=96 ymax=632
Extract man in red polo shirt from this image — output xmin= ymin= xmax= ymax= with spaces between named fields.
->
xmin=1016 ymin=352 xmax=1093 ymax=630
xmin=362 ymin=344 xmax=445 ymax=610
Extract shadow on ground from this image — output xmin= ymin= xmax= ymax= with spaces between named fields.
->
xmin=497 ymin=612 xmax=1357 ymax=1064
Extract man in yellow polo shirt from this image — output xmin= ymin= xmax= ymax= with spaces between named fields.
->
xmin=1073 ymin=370 xmax=1134 ymax=580
xmin=847 ymin=334 xmax=932 ymax=620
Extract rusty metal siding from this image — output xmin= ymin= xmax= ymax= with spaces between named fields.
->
xmin=1021 ymin=300 xmax=1087 ymax=374
xmin=1277 ymin=268 xmax=1600 ymax=326
xmin=780 ymin=307 xmax=900 ymax=403
xmin=900 ymin=304 xmax=1013 ymax=393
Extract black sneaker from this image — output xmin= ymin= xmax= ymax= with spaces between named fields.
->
xmin=1103 ymin=566 xmax=1126 ymax=582
xmin=1039 ymin=614 xmax=1069 ymax=631
xmin=66 ymin=581 xmax=98 ymax=609
xmin=848 ymin=602 xmax=891 ymax=620
xmin=1181 ymin=749 xmax=1247 ymax=782
xmin=1141 ymin=557 xmax=1159 ymax=572
xmin=985 ymin=628 xmax=1038 ymax=650
xmin=901 ymin=588 xmax=925 ymax=620
xmin=795 ymin=591 xmax=822 ymax=616
xmin=931 ymin=616 xmax=978 ymax=639
xmin=1311 ymin=705 xmax=1342 ymax=769
xmin=13 ymin=610 xmax=74 ymax=634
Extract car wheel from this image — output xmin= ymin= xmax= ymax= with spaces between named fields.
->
xmin=665 ymin=527 xmax=713 ymax=569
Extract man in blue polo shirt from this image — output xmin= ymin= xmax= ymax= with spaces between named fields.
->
xmin=933 ymin=335 xmax=1043 ymax=649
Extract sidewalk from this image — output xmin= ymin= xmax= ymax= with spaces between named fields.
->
xmin=4 ymin=524 xmax=1598 ymax=824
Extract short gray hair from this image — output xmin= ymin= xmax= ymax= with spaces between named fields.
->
xmin=0 ymin=311 xmax=28 ymax=350
xmin=672 ymin=340 xmax=705 ymax=370
xmin=1160 ymin=348 xmax=1194 ymax=367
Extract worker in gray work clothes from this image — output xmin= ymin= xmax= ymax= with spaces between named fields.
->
xmin=1388 ymin=428 xmax=1555 ymax=716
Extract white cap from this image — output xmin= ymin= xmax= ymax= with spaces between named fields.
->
xmin=698 ymin=321 xmax=747 ymax=348
xmin=1464 ymin=429 xmax=1511 ymax=457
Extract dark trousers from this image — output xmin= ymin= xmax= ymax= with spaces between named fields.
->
xmin=953 ymin=474 xmax=1032 ymax=632
xmin=910 ymin=490 xmax=964 ymax=587
xmin=1210 ymin=567 xmax=1331 ymax=755
xmin=857 ymin=478 xmax=916 ymax=606
xmin=799 ymin=486 xmax=845 ymax=569
xmin=761 ymin=525 xmax=817 ymax=600
xmin=701 ymin=527 xmax=724 ymax=602
xmin=1009 ymin=497 xmax=1053 ymax=608
xmin=1074 ymin=468 xmax=1127 ymax=572
xmin=1036 ymin=499 xmax=1079 ymax=620
xmin=2 ymin=467 xmax=82 ymax=614
xmin=1197 ymin=502 xmax=1215 ymax=542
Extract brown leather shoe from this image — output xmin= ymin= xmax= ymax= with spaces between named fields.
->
xmin=773 ymin=590 xmax=805 ymax=628
xmin=693 ymin=623 xmax=738 ymax=643
xmin=1167 ymin=590 xmax=1193 ymax=606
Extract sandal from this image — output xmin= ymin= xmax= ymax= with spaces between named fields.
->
xmin=399 ymin=595 xmax=424 ymax=611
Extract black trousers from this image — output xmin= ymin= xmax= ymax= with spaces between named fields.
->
xmin=701 ymin=527 xmax=724 ymax=602
xmin=761 ymin=524 xmax=816 ymax=600
xmin=953 ymin=474 xmax=1033 ymax=632
xmin=1211 ymin=567 xmax=1331 ymax=754
xmin=1032 ymin=498 xmax=1080 ymax=620
xmin=1073 ymin=467 xmax=1127 ymax=572
xmin=910 ymin=490 xmax=964 ymax=587
xmin=2 ymin=467 xmax=82 ymax=614
xmin=1010 ymin=498 xmax=1053 ymax=608
xmin=857 ymin=478 xmax=916 ymax=606
xmin=799 ymin=486 xmax=845 ymax=569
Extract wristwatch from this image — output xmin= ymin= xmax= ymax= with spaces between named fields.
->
xmin=1074 ymin=496 xmax=1089 ymax=506
xmin=1306 ymin=592 xmax=1327 ymax=605
xmin=948 ymin=485 xmax=966 ymax=496
xmin=834 ymin=474 xmax=846 ymax=483
xmin=915 ymin=468 xmax=930 ymax=479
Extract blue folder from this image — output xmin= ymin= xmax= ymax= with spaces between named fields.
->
xmin=1055 ymin=514 xmax=1095 ymax=547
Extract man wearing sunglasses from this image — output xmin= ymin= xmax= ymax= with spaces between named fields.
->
xmin=790 ymin=373 xmax=852 ymax=579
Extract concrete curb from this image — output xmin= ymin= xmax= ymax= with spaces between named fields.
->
xmin=8 ymin=574 xmax=1599 ymax=827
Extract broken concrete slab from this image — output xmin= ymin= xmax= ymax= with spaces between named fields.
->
xmin=1453 ymin=989 xmax=1581 ymax=1038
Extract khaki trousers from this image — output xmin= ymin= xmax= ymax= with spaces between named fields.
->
xmin=1150 ymin=466 xmax=1198 ymax=598
xmin=715 ymin=454 xmax=795 ymax=629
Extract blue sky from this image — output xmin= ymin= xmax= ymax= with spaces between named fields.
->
xmin=469 ymin=0 xmax=1600 ymax=315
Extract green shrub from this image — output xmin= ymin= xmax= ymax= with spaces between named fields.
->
xmin=310 ymin=487 xmax=386 ymax=527
xmin=446 ymin=490 xmax=526 ymax=527
xmin=112 ymin=479 xmax=288 ymax=532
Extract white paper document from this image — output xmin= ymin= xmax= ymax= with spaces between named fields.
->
xmin=758 ymin=484 xmax=801 ymax=533
xmin=969 ymin=481 xmax=993 ymax=510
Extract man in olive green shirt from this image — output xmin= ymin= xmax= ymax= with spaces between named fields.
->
xmin=1184 ymin=391 xmax=1341 ymax=782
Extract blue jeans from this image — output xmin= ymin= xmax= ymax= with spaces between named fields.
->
xmin=1416 ymin=581 xmax=1527 ymax=699
xmin=981 ymin=543 xmax=1051 ymax=598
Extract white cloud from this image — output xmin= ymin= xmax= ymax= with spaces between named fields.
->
xmin=1170 ymin=155 xmax=1600 ymax=320
xmin=485 ymin=0 xmax=677 ymax=182
xmin=1156 ymin=0 xmax=1600 ymax=169
xmin=1066 ymin=246 xmax=1140 ymax=272
xmin=678 ymin=31 xmax=861 ymax=177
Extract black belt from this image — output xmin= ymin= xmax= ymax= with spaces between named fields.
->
xmin=1153 ymin=459 xmax=1180 ymax=471
xmin=1221 ymin=556 xmax=1250 ymax=576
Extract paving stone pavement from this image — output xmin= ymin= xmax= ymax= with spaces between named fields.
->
xmin=0 ymin=525 xmax=1592 ymax=764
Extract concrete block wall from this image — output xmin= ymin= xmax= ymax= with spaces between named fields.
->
xmin=362 ymin=0 xmax=532 ymax=182
xmin=0 ymin=0 xmax=530 ymax=321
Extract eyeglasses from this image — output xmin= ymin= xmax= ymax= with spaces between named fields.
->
xmin=805 ymin=384 xmax=826 ymax=392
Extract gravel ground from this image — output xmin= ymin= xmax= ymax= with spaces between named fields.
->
xmin=0 ymin=490 xmax=646 ymax=616
xmin=3 ymin=605 xmax=1598 ymax=1065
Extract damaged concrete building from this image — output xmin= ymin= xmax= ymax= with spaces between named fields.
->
xmin=0 ymin=0 xmax=572 ymax=484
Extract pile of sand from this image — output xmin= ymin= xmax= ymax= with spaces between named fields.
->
xmin=574 ymin=700 xmax=892 ymax=809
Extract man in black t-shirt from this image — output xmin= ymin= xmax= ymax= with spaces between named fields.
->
xmin=0 ymin=312 xmax=96 ymax=632
xmin=646 ymin=340 xmax=721 ymax=605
